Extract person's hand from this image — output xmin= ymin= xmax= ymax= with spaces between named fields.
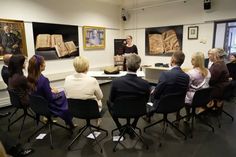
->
xmin=51 ymin=87 xmax=59 ymax=93
xmin=12 ymin=44 xmax=18 ymax=49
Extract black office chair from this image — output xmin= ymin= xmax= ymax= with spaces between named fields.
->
xmin=7 ymin=89 xmax=35 ymax=138
xmin=144 ymin=93 xmax=187 ymax=140
xmin=212 ymin=82 xmax=234 ymax=128
xmin=108 ymin=95 xmax=149 ymax=152
xmin=67 ymin=99 xmax=108 ymax=153
xmin=28 ymin=94 xmax=71 ymax=149
xmin=175 ymin=87 xmax=214 ymax=138
xmin=227 ymin=62 xmax=236 ymax=81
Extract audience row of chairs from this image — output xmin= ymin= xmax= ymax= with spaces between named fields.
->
xmin=6 ymin=83 xmax=235 ymax=152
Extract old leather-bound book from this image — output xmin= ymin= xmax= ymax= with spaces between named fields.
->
xmin=65 ymin=41 xmax=77 ymax=54
xmin=149 ymin=34 xmax=164 ymax=55
xmin=51 ymin=34 xmax=63 ymax=48
xmin=55 ymin=42 xmax=68 ymax=57
xmin=36 ymin=34 xmax=51 ymax=50
xmin=162 ymin=29 xmax=180 ymax=54
xmin=104 ymin=66 xmax=120 ymax=74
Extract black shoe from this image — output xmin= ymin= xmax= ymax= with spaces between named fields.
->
xmin=142 ymin=116 xmax=151 ymax=123
xmin=0 ymin=112 xmax=11 ymax=118
xmin=119 ymin=127 xmax=125 ymax=134
xmin=129 ymin=132 xmax=136 ymax=139
xmin=69 ymin=124 xmax=78 ymax=132
xmin=127 ymin=128 xmax=135 ymax=139
xmin=19 ymin=148 xmax=34 ymax=157
xmin=173 ymin=121 xmax=180 ymax=128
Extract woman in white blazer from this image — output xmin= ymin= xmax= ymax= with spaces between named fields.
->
xmin=64 ymin=56 xmax=103 ymax=126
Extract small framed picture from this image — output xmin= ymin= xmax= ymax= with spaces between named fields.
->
xmin=188 ymin=26 xmax=198 ymax=40
xmin=83 ymin=26 xmax=105 ymax=50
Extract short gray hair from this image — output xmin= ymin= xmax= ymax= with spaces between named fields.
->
xmin=126 ymin=54 xmax=141 ymax=72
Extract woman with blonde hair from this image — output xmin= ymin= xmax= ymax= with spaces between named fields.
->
xmin=64 ymin=56 xmax=103 ymax=126
xmin=208 ymin=48 xmax=229 ymax=107
xmin=185 ymin=52 xmax=211 ymax=116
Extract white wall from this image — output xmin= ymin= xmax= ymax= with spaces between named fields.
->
xmin=122 ymin=0 xmax=236 ymax=68
xmin=0 ymin=0 xmax=122 ymax=84
xmin=0 ymin=0 xmax=122 ymax=106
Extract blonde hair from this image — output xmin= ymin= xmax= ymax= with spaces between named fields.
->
xmin=73 ymin=56 xmax=89 ymax=73
xmin=208 ymin=48 xmax=225 ymax=61
xmin=192 ymin=52 xmax=208 ymax=77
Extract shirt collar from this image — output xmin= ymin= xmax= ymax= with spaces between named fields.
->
xmin=170 ymin=65 xmax=180 ymax=70
xmin=127 ymin=71 xmax=137 ymax=75
xmin=74 ymin=72 xmax=87 ymax=77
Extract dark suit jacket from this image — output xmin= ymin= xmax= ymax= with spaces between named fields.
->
xmin=109 ymin=73 xmax=150 ymax=103
xmin=152 ymin=66 xmax=189 ymax=107
xmin=204 ymin=58 xmax=209 ymax=68
xmin=1 ymin=66 xmax=9 ymax=86
xmin=1 ymin=32 xmax=21 ymax=54
xmin=227 ymin=62 xmax=236 ymax=80
xmin=209 ymin=61 xmax=230 ymax=98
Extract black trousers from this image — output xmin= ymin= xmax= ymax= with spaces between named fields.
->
xmin=111 ymin=117 xmax=139 ymax=130
xmin=0 ymin=128 xmax=23 ymax=156
xmin=107 ymin=101 xmax=139 ymax=131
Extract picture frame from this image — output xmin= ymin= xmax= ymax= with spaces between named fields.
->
xmin=145 ymin=25 xmax=183 ymax=56
xmin=188 ymin=26 xmax=198 ymax=40
xmin=83 ymin=26 xmax=105 ymax=50
xmin=33 ymin=22 xmax=79 ymax=60
xmin=0 ymin=19 xmax=27 ymax=60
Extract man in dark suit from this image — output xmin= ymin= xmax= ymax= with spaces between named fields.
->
xmin=149 ymin=51 xmax=189 ymax=115
xmin=204 ymin=58 xmax=209 ymax=68
xmin=0 ymin=25 xmax=21 ymax=55
xmin=108 ymin=54 xmax=150 ymax=137
xmin=1 ymin=54 xmax=12 ymax=85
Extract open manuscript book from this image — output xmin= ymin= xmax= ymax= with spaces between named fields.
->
xmin=149 ymin=29 xmax=181 ymax=55
xmin=36 ymin=34 xmax=77 ymax=57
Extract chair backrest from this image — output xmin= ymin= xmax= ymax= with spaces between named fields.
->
xmin=192 ymin=87 xmax=213 ymax=108
xmin=29 ymin=94 xmax=51 ymax=117
xmin=110 ymin=95 xmax=148 ymax=118
xmin=227 ymin=63 xmax=236 ymax=80
xmin=157 ymin=92 xmax=185 ymax=114
xmin=222 ymin=81 xmax=234 ymax=101
xmin=8 ymin=89 xmax=24 ymax=109
xmin=67 ymin=99 xmax=100 ymax=119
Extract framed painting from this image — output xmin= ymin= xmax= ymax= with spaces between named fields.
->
xmin=32 ymin=22 xmax=79 ymax=60
xmin=188 ymin=26 xmax=198 ymax=40
xmin=145 ymin=25 xmax=183 ymax=56
xmin=83 ymin=26 xmax=105 ymax=50
xmin=0 ymin=19 xmax=27 ymax=60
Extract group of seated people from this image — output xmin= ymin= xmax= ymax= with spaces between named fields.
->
xmin=0 ymin=47 xmax=234 ymax=155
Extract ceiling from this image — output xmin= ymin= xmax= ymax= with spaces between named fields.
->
xmin=94 ymin=0 xmax=123 ymax=6
xmin=93 ymin=0 xmax=187 ymax=7
xmin=123 ymin=0 xmax=189 ymax=10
